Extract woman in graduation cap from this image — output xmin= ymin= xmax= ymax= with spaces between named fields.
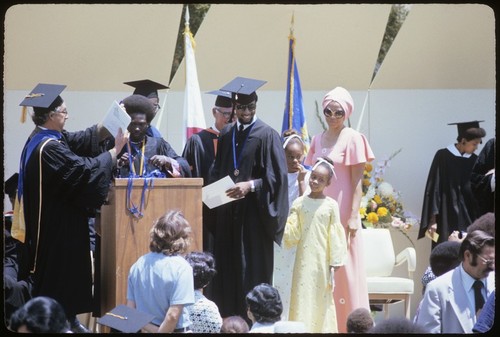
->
xmin=418 ymin=121 xmax=486 ymax=249
xmin=15 ymin=83 xmax=129 ymax=332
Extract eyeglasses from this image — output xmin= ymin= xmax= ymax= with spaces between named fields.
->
xmin=55 ymin=107 xmax=68 ymax=116
xmin=477 ymin=254 xmax=495 ymax=266
xmin=323 ymin=107 xmax=345 ymax=119
xmin=235 ymin=103 xmax=257 ymax=112
xmin=215 ymin=109 xmax=232 ymax=118
xmin=153 ymin=103 xmax=161 ymax=112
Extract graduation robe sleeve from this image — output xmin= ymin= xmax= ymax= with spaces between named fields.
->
xmin=470 ymin=138 xmax=495 ymax=215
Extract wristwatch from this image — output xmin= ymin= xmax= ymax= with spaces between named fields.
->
xmin=250 ymin=180 xmax=255 ymax=192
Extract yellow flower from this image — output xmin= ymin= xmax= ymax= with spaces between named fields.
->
xmin=365 ymin=163 xmax=373 ymax=172
xmin=373 ymin=195 xmax=383 ymax=204
xmin=366 ymin=212 xmax=379 ymax=223
xmin=359 ymin=207 xmax=367 ymax=218
xmin=377 ymin=207 xmax=389 ymax=217
xmin=362 ymin=178 xmax=371 ymax=187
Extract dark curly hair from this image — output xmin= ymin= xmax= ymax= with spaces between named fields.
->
xmin=122 ymin=94 xmax=156 ymax=123
xmin=149 ymin=210 xmax=192 ymax=256
xmin=245 ymin=283 xmax=282 ymax=323
xmin=467 ymin=212 xmax=495 ymax=237
xmin=429 ymin=241 xmax=461 ymax=277
xmin=8 ymin=296 xmax=69 ymax=333
xmin=185 ymin=251 xmax=217 ymax=290
xmin=346 ymin=307 xmax=374 ymax=333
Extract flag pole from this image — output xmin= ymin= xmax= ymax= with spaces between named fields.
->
xmin=154 ymin=92 xmax=168 ymax=132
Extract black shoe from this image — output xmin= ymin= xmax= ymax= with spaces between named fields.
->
xmin=71 ymin=322 xmax=92 ymax=333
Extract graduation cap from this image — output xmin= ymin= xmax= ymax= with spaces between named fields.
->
xmin=448 ymin=120 xmax=486 ymax=139
xmin=124 ymin=79 xmax=169 ymax=99
xmin=220 ymin=76 xmax=267 ymax=105
xmin=19 ymin=83 xmax=67 ymax=123
xmin=97 ymin=305 xmax=155 ymax=333
xmin=206 ymin=89 xmax=232 ymax=108
xmin=4 ymin=173 xmax=19 ymax=200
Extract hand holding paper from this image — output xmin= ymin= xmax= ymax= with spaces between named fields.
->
xmin=425 ymin=230 xmax=439 ymax=242
xmin=102 ymin=100 xmax=131 ymax=138
xmin=202 ymin=176 xmax=241 ymax=209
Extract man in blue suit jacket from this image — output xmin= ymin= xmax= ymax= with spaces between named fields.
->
xmin=415 ymin=230 xmax=495 ymax=333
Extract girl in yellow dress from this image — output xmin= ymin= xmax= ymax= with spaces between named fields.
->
xmin=284 ymin=156 xmax=347 ymax=333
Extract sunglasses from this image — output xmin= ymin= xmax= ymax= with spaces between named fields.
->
xmin=235 ymin=103 xmax=257 ymax=112
xmin=323 ymin=107 xmax=345 ymax=119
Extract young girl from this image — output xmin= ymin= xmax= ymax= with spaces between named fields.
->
xmin=273 ymin=129 xmax=309 ymax=320
xmin=282 ymin=129 xmax=309 ymax=203
xmin=283 ymin=156 xmax=347 ymax=333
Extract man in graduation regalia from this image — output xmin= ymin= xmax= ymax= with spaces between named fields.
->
xmin=418 ymin=120 xmax=486 ymax=248
xmin=115 ymin=94 xmax=191 ymax=179
xmin=124 ymin=79 xmax=169 ymax=138
xmin=14 ymin=83 xmax=129 ymax=332
xmin=209 ymin=77 xmax=289 ymax=319
xmin=182 ymin=90 xmax=234 ymax=261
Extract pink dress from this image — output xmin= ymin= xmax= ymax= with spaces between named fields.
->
xmin=305 ymin=127 xmax=374 ymax=333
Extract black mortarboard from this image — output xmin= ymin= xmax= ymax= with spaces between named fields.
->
xmin=124 ymin=79 xmax=169 ymax=99
xmin=448 ymin=120 xmax=485 ymax=139
xmin=207 ymin=90 xmax=232 ymax=108
xmin=19 ymin=83 xmax=66 ymax=122
xmin=220 ymin=77 xmax=267 ymax=105
xmin=97 ymin=305 xmax=155 ymax=333
xmin=5 ymin=173 xmax=19 ymax=199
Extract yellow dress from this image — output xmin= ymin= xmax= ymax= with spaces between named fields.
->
xmin=284 ymin=195 xmax=347 ymax=333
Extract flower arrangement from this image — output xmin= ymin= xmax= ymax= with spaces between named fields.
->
xmin=360 ymin=149 xmax=417 ymax=248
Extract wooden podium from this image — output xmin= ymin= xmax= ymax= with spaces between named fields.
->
xmin=97 ymin=178 xmax=203 ymax=316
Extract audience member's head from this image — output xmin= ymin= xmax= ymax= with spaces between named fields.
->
xmin=459 ymin=230 xmax=495 ymax=279
xmin=149 ymin=210 xmax=192 ymax=256
xmin=467 ymin=212 xmax=495 ymax=237
xmin=368 ymin=316 xmax=428 ymax=333
xmin=430 ymin=240 xmax=462 ymax=277
xmin=184 ymin=251 xmax=217 ymax=290
xmin=220 ymin=315 xmax=250 ymax=333
xmin=245 ymin=283 xmax=282 ymax=324
xmin=8 ymin=296 xmax=70 ymax=333
xmin=346 ymin=307 xmax=374 ymax=333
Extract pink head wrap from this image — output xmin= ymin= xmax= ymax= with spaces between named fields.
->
xmin=322 ymin=87 xmax=354 ymax=119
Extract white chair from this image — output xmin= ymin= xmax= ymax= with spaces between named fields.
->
xmin=360 ymin=228 xmax=416 ymax=319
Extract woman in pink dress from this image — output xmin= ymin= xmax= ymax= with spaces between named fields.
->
xmin=304 ymin=87 xmax=374 ymax=333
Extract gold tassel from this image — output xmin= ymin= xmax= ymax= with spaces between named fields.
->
xmin=21 ymin=106 xmax=27 ymax=123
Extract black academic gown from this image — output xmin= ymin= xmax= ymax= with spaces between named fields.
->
xmin=182 ymin=128 xmax=220 ymax=299
xmin=182 ymin=128 xmax=219 ymax=251
xmin=471 ymin=138 xmax=495 ymax=216
xmin=418 ymin=146 xmax=480 ymax=247
xmin=182 ymin=128 xmax=219 ymax=179
xmin=116 ymin=136 xmax=191 ymax=178
xmin=209 ymin=119 xmax=289 ymax=318
xmin=20 ymin=125 xmax=113 ymax=318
